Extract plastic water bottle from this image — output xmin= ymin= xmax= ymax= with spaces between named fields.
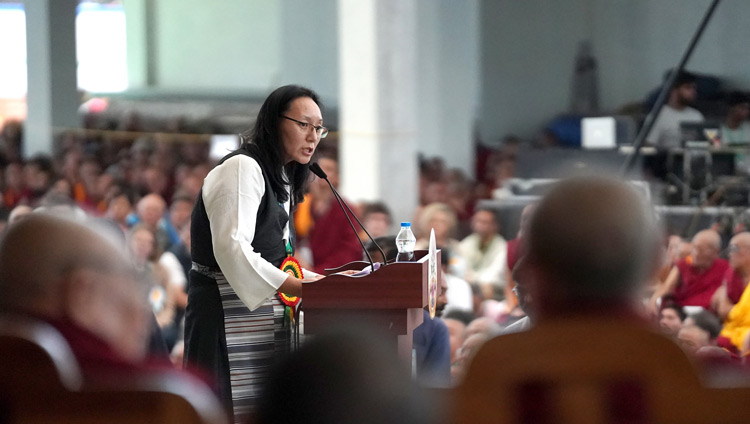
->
xmin=395 ymin=222 xmax=416 ymax=262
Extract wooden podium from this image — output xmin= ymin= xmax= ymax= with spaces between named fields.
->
xmin=301 ymin=250 xmax=439 ymax=369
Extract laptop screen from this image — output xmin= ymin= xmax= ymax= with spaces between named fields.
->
xmin=680 ymin=121 xmax=720 ymax=147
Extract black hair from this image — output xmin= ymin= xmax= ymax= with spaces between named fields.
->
xmin=109 ymin=183 xmax=138 ymax=206
xmin=239 ymin=85 xmax=322 ymax=205
xmin=362 ymin=201 xmax=392 ymax=221
xmin=474 ymin=206 xmax=500 ymax=226
xmin=670 ymin=70 xmax=697 ymax=90
xmin=727 ymin=91 xmax=749 ymax=107
xmin=687 ymin=310 xmax=722 ymax=339
xmin=440 ymin=246 xmax=451 ymax=267
xmin=366 ymin=236 xmax=398 ymax=263
xmin=26 ymin=154 xmax=55 ymax=176
xmin=442 ymin=309 xmax=475 ymax=326
xmin=660 ymin=295 xmax=686 ymax=321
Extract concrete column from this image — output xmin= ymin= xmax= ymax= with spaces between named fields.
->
xmin=23 ymin=0 xmax=78 ymax=157
xmin=338 ymin=0 xmax=419 ymax=227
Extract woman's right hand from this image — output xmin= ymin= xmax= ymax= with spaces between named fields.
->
xmin=303 ymin=274 xmax=325 ymax=282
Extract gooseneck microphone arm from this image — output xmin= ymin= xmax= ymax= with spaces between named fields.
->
xmin=328 ymin=187 xmax=388 ymax=266
xmin=309 ymin=163 xmax=380 ymax=272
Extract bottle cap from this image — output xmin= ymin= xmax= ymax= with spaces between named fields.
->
xmin=400 ymin=222 xmax=411 ymax=227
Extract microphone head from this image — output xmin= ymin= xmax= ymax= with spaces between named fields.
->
xmin=309 ymin=162 xmax=328 ymax=179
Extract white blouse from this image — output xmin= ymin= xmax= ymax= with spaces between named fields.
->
xmin=202 ymin=155 xmax=291 ymax=311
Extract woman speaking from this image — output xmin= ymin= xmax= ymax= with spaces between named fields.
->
xmin=184 ymin=85 xmax=326 ymax=422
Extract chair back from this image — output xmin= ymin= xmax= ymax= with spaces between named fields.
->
xmin=0 ymin=316 xmax=227 ymax=424
xmin=455 ymin=318 xmax=750 ymax=424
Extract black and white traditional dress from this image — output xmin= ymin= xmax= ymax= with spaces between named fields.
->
xmin=184 ymin=148 xmax=300 ymax=423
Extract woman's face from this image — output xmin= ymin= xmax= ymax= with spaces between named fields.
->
xmin=279 ymin=97 xmax=323 ymax=164
xmin=429 ymin=210 xmax=453 ymax=240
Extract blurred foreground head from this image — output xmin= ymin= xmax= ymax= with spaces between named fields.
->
xmin=257 ymin=326 xmax=436 ymax=424
xmin=0 ymin=214 xmax=150 ymax=362
xmin=526 ymin=176 xmax=659 ymax=320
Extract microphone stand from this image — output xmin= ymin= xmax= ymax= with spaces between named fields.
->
xmin=330 ymin=186 xmax=389 ymax=267
xmin=309 ymin=162 xmax=389 ymax=271
xmin=320 ymin=176 xmax=377 ymax=272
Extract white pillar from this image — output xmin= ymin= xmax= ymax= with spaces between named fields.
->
xmin=338 ymin=0 xmax=419 ymax=226
xmin=23 ymin=0 xmax=78 ymax=157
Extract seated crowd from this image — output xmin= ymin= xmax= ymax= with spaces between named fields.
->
xmin=3 ymin=112 xmax=750 ymax=423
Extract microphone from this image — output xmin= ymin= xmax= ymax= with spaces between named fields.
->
xmin=309 ymin=162 xmax=387 ymax=271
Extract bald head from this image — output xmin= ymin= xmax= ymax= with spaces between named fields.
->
xmin=0 ymin=214 xmax=149 ymax=361
xmin=0 ymin=214 xmax=128 ymax=310
xmin=729 ymin=231 xmax=750 ymax=274
xmin=136 ymin=193 xmax=166 ymax=228
xmin=690 ymin=229 xmax=721 ymax=269
xmin=527 ymin=176 xmax=658 ymax=317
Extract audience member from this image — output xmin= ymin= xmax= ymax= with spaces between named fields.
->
xmin=0 ymin=214 xmax=155 ymax=381
xmin=415 ymin=202 xmax=463 ymax=275
xmin=415 ymin=202 xmax=458 ymax=247
xmin=103 ymin=184 xmax=136 ymax=234
xmin=658 ymin=296 xmax=686 ymax=338
xmin=525 ymin=175 xmax=660 ymax=323
xmin=72 ymin=155 xmax=104 ymax=214
xmin=23 ymin=154 xmax=55 ymax=205
xmin=127 ymin=224 xmax=177 ymax=342
xmin=0 ymin=119 xmax=23 ymax=163
xmin=720 ymin=91 xmax=750 ymax=145
xmin=159 ymin=224 xmax=191 ymax=348
xmin=656 ymin=235 xmax=692 ymax=285
xmin=441 ymin=310 xmax=470 ymax=381
xmin=711 ymin=231 xmax=750 ymax=320
xmin=457 ymin=207 xmax=507 ymax=298
xmin=650 ymin=229 xmax=729 ymax=313
xmin=131 ymin=193 xmax=170 ymax=253
xmin=164 ymin=191 xmax=194 ymax=248
xmin=358 ymin=201 xmax=393 ymax=241
xmin=444 ymin=168 xmax=475 ymax=235
xmin=501 ymin=203 xmax=535 ymax=313
xmin=412 ymin=268 xmax=451 ymax=387
xmin=717 ymin=269 xmax=750 ymax=355
xmin=365 ymin=235 xmax=397 ymax=264
xmin=256 ymin=327 xmax=435 ymax=424
xmin=646 ymin=71 xmax=705 ymax=148
xmin=441 ymin=248 xmax=474 ymax=315
xmin=3 ymin=162 xmax=30 ymax=209
xmin=677 ymin=310 xmax=722 ymax=357
xmin=304 ymin=155 xmax=363 ymax=273
xmin=501 ymin=257 xmax=533 ymax=335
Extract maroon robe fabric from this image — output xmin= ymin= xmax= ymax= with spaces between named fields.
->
xmin=723 ymin=267 xmax=748 ymax=304
xmin=674 ymin=258 xmax=729 ymax=309
xmin=308 ymin=198 xmax=365 ymax=274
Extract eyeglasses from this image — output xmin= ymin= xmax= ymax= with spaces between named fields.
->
xmin=728 ymin=244 xmax=745 ymax=254
xmin=281 ymin=115 xmax=328 ymax=139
